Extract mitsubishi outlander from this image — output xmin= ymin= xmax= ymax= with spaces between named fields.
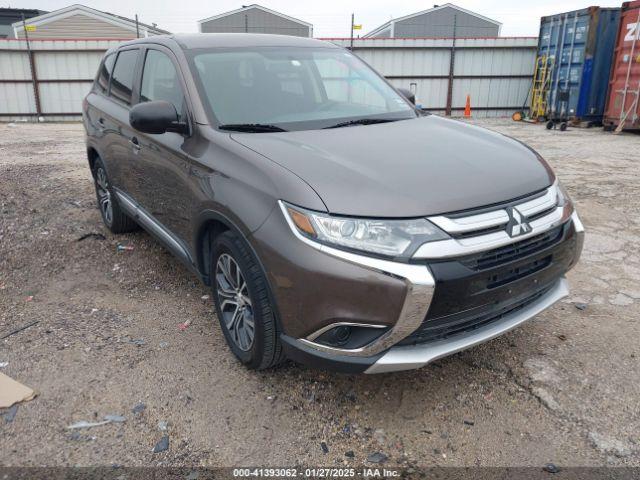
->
xmin=83 ymin=34 xmax=584 ymax=373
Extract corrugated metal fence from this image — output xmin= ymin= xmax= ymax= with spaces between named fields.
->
xmin=0 ymin=38 xmax=122 ymax=121
xmin=0 ymin=36 xmax=538 ymax=121
xmin=327 ymin=37 xmax=538 ymax=117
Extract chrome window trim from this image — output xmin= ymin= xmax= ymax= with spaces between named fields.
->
xmin=278 ymin=201 xmax=435 ymax=357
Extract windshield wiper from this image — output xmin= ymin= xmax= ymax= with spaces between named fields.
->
xmin=218 ymin=123 xmax=288 ymax=133
xmin=323 ymin=118 xmax=400 ymax=129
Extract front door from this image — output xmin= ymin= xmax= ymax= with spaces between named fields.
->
xmin=132 ymin=46 xmax=198 ymax=249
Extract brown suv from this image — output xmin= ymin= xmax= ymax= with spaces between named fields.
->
xmin=83 ymin=34 xmax=584 ymax=373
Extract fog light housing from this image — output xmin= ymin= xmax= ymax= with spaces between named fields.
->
xmin=313 ymin=324 xmax=389 ymax=350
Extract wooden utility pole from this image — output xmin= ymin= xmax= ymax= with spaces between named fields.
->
xmin=445 ymin=14 xmax=457 ymax=116
xmin=22 ymin=13 xmax=42 ymax=117
xmin=350 ymin=13 xmax=355 ymax=50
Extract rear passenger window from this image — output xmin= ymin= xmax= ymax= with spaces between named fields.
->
xmin=110 ymin=49 xmax=139 ymax=105
xmin=140 ymin=50 xmax=185 ymax=119
xmin=96 ymin=53 xmax=115 ymax=94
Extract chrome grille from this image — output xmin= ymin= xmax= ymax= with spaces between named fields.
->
xmin=413 ymin=181 xmax=570 ymax=260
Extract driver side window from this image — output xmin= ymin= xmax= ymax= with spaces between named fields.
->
xmin=140 ymin=49 xmax=185 ymax=121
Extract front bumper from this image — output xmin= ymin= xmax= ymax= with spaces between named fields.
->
xmin=252 ymin=198 xmax=584 ymax=373
xmin=365 ymin=277 xmax=569 ymax=373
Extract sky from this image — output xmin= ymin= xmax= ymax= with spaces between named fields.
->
xmin=2 ymin=0 xmax=627 ymax=37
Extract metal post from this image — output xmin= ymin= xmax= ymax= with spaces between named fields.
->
xmin=245 ymin=14 xmax=249 ymax=33
xmin=445 ymin=14 xmax=457 ymax=116
xmin=22 ymin=14 xmax=41 ymax=117
xmin=350 ymin=13 xmax=355 ymax=51
xmin=551 ymin=14 xmax=568 ymax=116
xmin=135 ymin=14 xmax=140 ymax=38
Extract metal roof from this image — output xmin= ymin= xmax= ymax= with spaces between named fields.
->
xmin=198 ymin=4 xmax=312 ymax=29
xmin=11 ymin=4 xmax=169 ymax=35
xmin=364 ymin=3 xmax=502 ymax=38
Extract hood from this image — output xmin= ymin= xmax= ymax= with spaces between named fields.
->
xmin=231 ymin=115 xmax=554 ymax=217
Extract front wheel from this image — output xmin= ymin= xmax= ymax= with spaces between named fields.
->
xmin=211 ymin=231 xmax=284 ymax=370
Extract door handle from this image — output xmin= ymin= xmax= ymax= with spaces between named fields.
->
xmin=130 ymin=137 xmax=141 ymax=153
xmin=97 ymin=117 xmax=105 ymax=130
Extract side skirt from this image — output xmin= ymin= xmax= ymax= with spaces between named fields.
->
xmin=113 ymin=189 xmax=198 ymax=276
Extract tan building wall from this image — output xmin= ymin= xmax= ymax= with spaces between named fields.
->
xmin=16 ymin=13 xmax=137 ymax=39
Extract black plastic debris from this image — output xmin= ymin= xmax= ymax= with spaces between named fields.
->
xmin=345 ymin=451 xmax=355 ymax=458
xmin=153 ymin=435 xmax=169 ymax=453
xmin=77 ymin=233 xmax=106 ymax=242
xmin=366 ymin=452 xmax=388 ymax=464
xmin=320 ymin=441 xmax=329 ymax=454
xmin=543 ymin=463 xmax=560 ymax=474
xmin=463 ymin=419 xmax=475 ymax=426
xmin=574 ymin=303 xmax=588 ymax=311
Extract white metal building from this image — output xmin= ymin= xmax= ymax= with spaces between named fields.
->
xmin=11 ymin=4 xmax=168 ymax=39
xmin=198 ymin=4 xmax=312 ymax=38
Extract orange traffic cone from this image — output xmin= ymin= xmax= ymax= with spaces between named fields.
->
xmin=464 ymin=94 xmax=471 ymax=118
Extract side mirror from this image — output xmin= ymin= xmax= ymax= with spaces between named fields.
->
xmin=129 ymin=100 xmax=188 ymax=135
xmin=397 ymin=87 xmax=416 ymax=105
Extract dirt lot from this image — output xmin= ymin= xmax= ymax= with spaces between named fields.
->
xmin=0 ymin=119 xmax=639 ymax=468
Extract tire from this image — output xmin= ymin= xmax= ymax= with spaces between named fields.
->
xmin=560 ymin=122 xmax=568 ymax=132
xmin=546 ymin=120 xmax=554 ymax=130
xmin=211 ymin=230 xmax=284 ymax=370
xmin=92 ymin=157 xmax=138 ymax=234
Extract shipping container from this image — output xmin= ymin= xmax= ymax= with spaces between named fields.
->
xmin=537 ymin=6 xmax=620 ymax=125
xmin=604 ymin=0 xmax=640 ymax=131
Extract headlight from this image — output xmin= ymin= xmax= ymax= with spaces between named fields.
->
xmin=281 ymin=202 xmax=448 ymax=257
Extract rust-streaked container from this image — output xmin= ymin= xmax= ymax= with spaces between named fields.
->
xmin=604 ymin=0 xmax=640 ymax=130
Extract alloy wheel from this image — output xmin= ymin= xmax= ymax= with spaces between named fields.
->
xmin=215 ymin=253 xmax=255 ymax=351
xmin=95 ymin=167 xmax=113 ymax=225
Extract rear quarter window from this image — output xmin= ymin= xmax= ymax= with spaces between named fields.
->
xmin=96 ymin=53 xmax=115 ymax=94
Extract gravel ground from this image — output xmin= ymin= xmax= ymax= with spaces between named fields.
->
xmin=0 ymin=120 xmax=639 ymax=468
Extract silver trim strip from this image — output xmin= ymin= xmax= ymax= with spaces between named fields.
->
xmin=365 ymin=278 xmax=569 ymax=373
xmin=114 ymin=190 xmax=192 ymax=263
xmin=429 ymin=209 xmax=508 ymax=234
xmin=279 ymin=201 xmax=435 ymax=357
xmin=414 ymin=205 xmax=570 ymax=259
xmin=571 ymin=211 xmax=584 ymax=233
xmin=305 ymin=322 xmax=387 ymax=342
xmin=428 ymin=182 xmax=558 ymax=235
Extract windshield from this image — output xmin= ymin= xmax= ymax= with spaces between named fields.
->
xmin=189 ymin=46 xmax=417 ymax=131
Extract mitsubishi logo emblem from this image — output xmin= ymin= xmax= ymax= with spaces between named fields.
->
xmin=505 ymin=207 xmax=532 ymax=238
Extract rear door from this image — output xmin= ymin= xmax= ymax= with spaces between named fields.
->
xmin=101 ymin=47 xmax=143 ymax=199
